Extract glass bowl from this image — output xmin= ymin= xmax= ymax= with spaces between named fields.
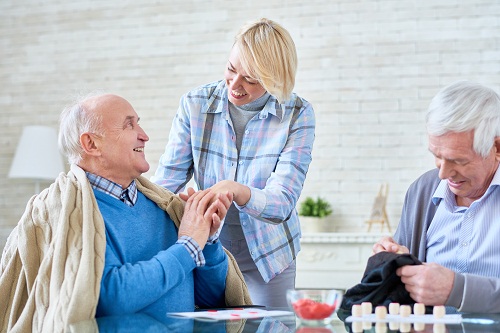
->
xmin=287 ymin=289 xmax=343 ymax=326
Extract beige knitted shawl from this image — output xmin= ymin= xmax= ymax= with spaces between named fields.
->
xmin=0 ymin=164 xmax=251 ymax=332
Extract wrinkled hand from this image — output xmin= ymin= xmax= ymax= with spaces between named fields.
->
xmin=207 ymin=191 xmax=232 ymax=235
xmin=178 ymin=189 xmax=232 ymax=248
xmin=397 ymin=263 xmax=454 ymax=306
xmin=179 ymin=187 xmax=234 ymax=227
xmin=179 ymin=187 xmax=197 ymax=202
xmin=372 ymin=236 xmax=409 ymax=255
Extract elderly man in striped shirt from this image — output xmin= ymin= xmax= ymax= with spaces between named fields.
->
xmin=374 ymin=80 xmax=500 ymax=314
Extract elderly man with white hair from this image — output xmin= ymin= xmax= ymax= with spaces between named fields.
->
xmin=0 ymin=93 xmax=251 ymax=332
xmin=374 ymin=80 xmax=500 ymax=313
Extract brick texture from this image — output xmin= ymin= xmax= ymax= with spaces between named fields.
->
xmin=1 ymin=0 xmax=499 ymax=248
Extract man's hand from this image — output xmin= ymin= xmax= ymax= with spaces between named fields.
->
xmin=372 ymin=236 xmax=409 ymax=255
xmin=397 ymin=263 xmax=454 ymax=306
xmin=179 ymin=187 xmax=233 ymax=233
xmin=178 ymin=189 xmax=231 ymax=248
xmin=207 ymin=191 xmax=233 ymax=236
xmin=179 ymin=187 xmax=197 ymax=202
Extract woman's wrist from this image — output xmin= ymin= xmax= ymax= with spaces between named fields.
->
xmin=233 ymin=183 xmax=251 ymax=206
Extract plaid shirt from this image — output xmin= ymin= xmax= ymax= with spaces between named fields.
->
xmin=86 ymin=172 xmax=138 ymax=207
xmin=86 ymin=172 xmax=205 ymax=267
xmin=152 ymin=80 xmax=315 ymax=282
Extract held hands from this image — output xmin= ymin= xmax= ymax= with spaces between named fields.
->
xmin=178 ymin=189 xmax=233 ymax=249
xmin=180 ymin=180 xmax=250 ymax=207
xmin=208 ymin=180 xmax=250 ymax=206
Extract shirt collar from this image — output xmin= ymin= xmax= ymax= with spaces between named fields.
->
xmin=203 ymin=80 xmax=285 ymax=121
xmin=432 ymin=165 xmax=500 ymax=207
xmin=85 ymin=172 xmax=138 ymax=206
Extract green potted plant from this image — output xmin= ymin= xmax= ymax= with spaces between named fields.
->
xmin=299 ymin=197 xmax=333 ymax=233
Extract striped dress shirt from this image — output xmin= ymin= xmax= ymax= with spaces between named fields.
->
xmin=427 ymin=167 xmax=500 ymax=279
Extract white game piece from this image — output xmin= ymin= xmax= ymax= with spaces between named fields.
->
xmin=351 ymin=321 xmax=363 ymax=333
xmin=352 ymin=304 xmax=362 ymax=317
xmin=399 ymin=304 xmax=411 ymax=317
xmin=414 ymin=322 xmax=425 ymax=331
xmin=400 ymin=322 xmax=411 ymax=333
xmin=388 ymin=321 xmax=399 ymax=331
xmin=433 ymin=305 xmax=445 ymax=318
xmin=375 ymin=305 xmax=387 ymax=319
xmin=388 ymin=302 xmax=400 ymax=315
xmin=413 ymin=302 xmax=425 ymax=315
xmin=361 ymin=301 xmax=373 ymax=315
xmin=433 ymin=323 xmax=446 ymax=333
xmin=375 ymin=322 xmax=387 ymax=333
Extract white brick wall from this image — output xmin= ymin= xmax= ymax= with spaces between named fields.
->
xmin=1 ymin=0 xmax=499 ymax=248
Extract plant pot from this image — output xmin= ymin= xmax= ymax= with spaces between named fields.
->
xmin=300 ymin=216 xmax=331 ymax=233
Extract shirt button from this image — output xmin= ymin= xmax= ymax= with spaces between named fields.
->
xmin=239 ymin=161 xmax=243 ymax=165
xmin=462 ymin=242 xmax=468 ymax=247
xmin=245 ymin=130 xmax=249 ymax=134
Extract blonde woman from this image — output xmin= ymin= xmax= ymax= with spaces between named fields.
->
xmin=153 ymin=18 xmax=316 ymax=307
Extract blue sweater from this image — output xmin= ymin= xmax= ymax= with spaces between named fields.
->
xmin=94 ymin=190 xmax=227 ymax=319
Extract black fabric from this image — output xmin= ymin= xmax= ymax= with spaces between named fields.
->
xmin=338 ymin=251 xmax=429 ymax=321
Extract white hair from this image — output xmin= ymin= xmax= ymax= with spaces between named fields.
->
xmin=426 ymin=80 xmax=500 ymax=158
xmin=58 ymin=91 xmax=106 ymax=164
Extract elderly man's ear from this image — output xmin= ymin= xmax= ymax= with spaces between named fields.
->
xmin=495 ymin=137 xmax=500 ymax=161
xmin=80 ymin=133 xmax=101 ymax=157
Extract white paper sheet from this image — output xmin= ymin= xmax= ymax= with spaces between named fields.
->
xmin=168 ymin=308 xmax=293 ymax=321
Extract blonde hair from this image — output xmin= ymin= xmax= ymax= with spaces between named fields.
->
xmin=234 ymin=18 xmax=297 ymax=103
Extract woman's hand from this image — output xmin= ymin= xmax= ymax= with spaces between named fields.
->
xmin=180 ymin=181 xmax=250 ymax=206
xmin=208 ymin=180 xmax=250 ymax=206
xmin=178 ymin=189 xmax=232 ymax=247
xmin=179 ymin=187 xmax=233 ymax=237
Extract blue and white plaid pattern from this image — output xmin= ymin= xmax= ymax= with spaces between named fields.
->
xmin=152 ymin=80 xmax=316 ymax=282
xmin=86 ymin=172 xmax=137 ymax=207
xmin=176 ymin=235 xmax=205 ymax=267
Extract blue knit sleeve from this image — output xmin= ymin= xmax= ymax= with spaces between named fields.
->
xmin=193 ymin=241 xmax=227 ymax=308
xmin=97 ymin=243 xmax=196 ymax=316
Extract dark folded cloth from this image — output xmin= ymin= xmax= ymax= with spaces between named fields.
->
xmin=338 ymin=251 xmax=430 ymax=321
